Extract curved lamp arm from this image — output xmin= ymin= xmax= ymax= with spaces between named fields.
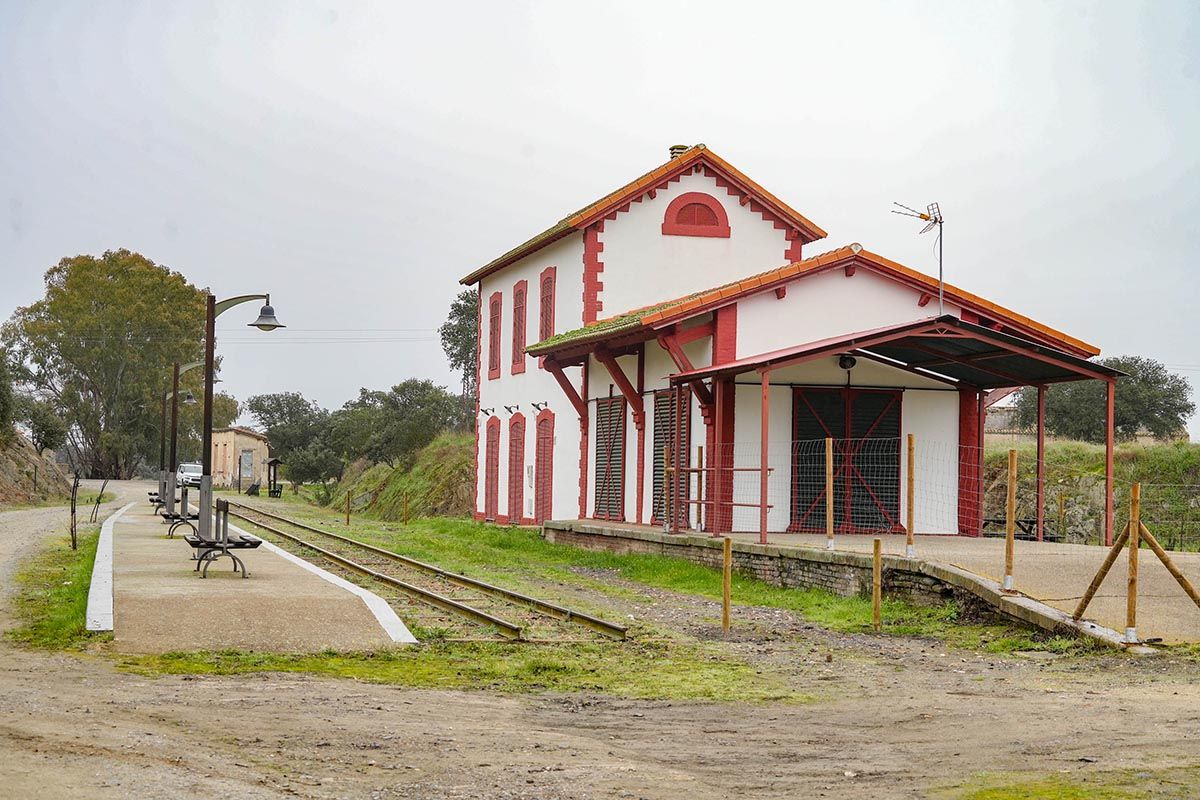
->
xmin=162 ymin=360 xmax=205 ymax=399
xmin=214 ymin=293 xmax=268 ymax=318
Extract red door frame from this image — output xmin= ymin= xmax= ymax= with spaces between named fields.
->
xmin=788 ymin=387 xmax=904 ymax=534
xmin=507 ymin=413 xmax=526 ymax=524
xmin=534 ymin=409 xmax=555 ymax=524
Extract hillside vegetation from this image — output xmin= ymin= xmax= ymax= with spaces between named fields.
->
xmin=324 ymin=431 xmax=474 ymax=520
xmin=0 ymin=434 xmax=71 ymax=507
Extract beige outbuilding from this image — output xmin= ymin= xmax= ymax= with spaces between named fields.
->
xmin=211 ymin=426 xmax=271 ymax=490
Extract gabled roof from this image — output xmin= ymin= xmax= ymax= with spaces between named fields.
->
xmin=526 ymin=244 xmax=1101 ymax=358
xmin=459 ymin=144 xmax=828 ymax=286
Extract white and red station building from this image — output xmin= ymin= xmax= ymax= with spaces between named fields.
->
xmin=460 ymin=145 xmax=1121 ymax=544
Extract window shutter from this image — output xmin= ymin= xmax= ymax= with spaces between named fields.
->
xmin=512 ymin=282 xmax=527 ymax=374
xmin=593 ymin=397 xmax=626 ymax=521
xmin=539 ymin=268 xmax=556 ymax=341
xmin=508 ymin=416 xmax=525 ymax=521
xmin=487 ymin=293 xmax=502 ymax=379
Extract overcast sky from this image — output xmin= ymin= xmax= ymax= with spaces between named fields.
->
xmin=2 ymin=1 xmax=1197 ymax=436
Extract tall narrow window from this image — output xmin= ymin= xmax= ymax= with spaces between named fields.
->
xmin=511 ymin=280 xmax=527 ymax=374
xmin=538 ymin=266 xmax=556 ymax=342
xmin=487 ymin=291 xmax=502 ymax=380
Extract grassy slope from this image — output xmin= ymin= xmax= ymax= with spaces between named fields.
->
xmin=6 ymin=525 xmax=107 ymax=649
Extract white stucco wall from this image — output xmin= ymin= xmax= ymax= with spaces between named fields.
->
xmin=475 ymin=234 xmax=586 ymax=522
xmin=735 ymin=268 xmax=964 ymax=359
xmin=597 ymin=171 xmax=791 ymax=320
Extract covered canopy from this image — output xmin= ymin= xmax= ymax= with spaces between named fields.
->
xmin=669 ymin=315 xmax=1123 ymax=389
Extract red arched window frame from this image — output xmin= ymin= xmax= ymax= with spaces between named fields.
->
xmin=511 ymin=279 xmax=527 ymax=375
xmin=661 ymin=192 xmax=731 ymax=238
xmin=534 ymin=408 xmax=555 ymax=524
xmin=487 ymin=291 xmax=502 ymax=380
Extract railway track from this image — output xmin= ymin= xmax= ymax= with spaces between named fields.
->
xmin=225 ymin=500 xmax=628 ymax=642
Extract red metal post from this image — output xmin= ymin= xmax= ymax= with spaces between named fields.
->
xmin=1036 ymin=384 xmax=1046 ymax=542
xmin=760 ymin=370 xmax=770 ymax=545
xmin=976 ymin=390 xmax=986 ymax=536
xmin=1105 ymin=379 xmax=1115 ymax=546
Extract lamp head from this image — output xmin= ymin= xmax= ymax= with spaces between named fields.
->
xmin=183 ymin=390 xmax=197 ymax=406
xmin=838 ymin=355 xmax=857 ymax=371
xmin=248 ymin=301 xmax=285 ymax=331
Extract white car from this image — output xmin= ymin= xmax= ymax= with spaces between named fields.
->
xmin=177 ymin=462 xmax=203 ymax=488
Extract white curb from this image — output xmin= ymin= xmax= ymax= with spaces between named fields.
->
xmin=85 ymin=502 xmax=136 ymax=631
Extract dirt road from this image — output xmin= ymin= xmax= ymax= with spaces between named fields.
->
xmin=2 ymin=482 xmax=1199 ymax=798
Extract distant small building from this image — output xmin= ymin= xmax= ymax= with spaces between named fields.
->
xmin=211 ymin=427 xmax=271 ymax=490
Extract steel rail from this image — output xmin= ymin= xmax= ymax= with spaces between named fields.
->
xmin=226 ymin=510 xmax=524 ymax=639
xmin=228 ymin=500 xmax=627 ymax=639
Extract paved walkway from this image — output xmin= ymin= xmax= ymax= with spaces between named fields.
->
xmin=109 ymin=499 xmax=404 ymax=653
xmin=728 ymin=531 xmax=1200 ymax=643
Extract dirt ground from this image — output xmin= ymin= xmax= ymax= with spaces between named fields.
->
xmin=3 ymin=482 xmax=1200 ymax=799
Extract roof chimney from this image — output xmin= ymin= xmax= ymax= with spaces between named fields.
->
xmin=668 ymin=144 xmax=689 ymax=159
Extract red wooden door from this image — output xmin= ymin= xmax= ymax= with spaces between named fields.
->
xmin=534 ymin=412 xmax=554 ymax=523
xmin=484 ymin=418 xmax=500 ymax=521
xmin=508 ymin=416 xmax=525 ymax=522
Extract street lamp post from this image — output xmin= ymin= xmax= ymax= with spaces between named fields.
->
xmin=161 ymin=361 xmax=201 ymax=519
xmin=198 ymin=293 xmax=283 ymax=541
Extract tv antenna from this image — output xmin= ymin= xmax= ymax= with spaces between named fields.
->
xmin=892 ymin=202 xmax=944 ymax=314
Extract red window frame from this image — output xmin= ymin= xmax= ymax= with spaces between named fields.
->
xmin=487 ymin=291 xmax=502 ymax=380
xmin=511 ymin=280 xmax=527 ymax=375
xmin=507 ymin=413 xmax=526 ymax=522
xmin=538 ymin=266 xmax=556 ymax=342
xmin=661 ymin=192 xmax=731 ymax=238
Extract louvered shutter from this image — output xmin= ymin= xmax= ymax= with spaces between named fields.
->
xmin=593 ymin=397 xmax=626 ymax=520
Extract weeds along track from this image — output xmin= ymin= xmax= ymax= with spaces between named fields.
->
xmin=225 ymin=501 xmax=627 ymax=643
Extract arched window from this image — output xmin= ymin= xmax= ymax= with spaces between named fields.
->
xmin=661 ymin=192 xmax=731 ymax=238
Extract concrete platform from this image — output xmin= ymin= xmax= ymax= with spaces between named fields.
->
xmin=106 ymin=501 xmax=410 ymax=653
xmin=736 ymin=532 xmax=1200 ymax=644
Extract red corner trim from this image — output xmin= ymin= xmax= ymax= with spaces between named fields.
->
xmin=473 ymin=286 xmax=482 ymax=516
xmin=487 ymin=291 xmax=502 ymax=380
xmin=579 ymin=359 xmax=589 ymax=518
xmin=582 ymin=222 xmax=604 ymax=324
xmin=784 ymin=229 xmax=803 ymax=263
xmin=661 ymin=192 xmax=731 ymax=238
xmin=511 ymin=279 xmax=527 ymax=375
xmin=595 ymin=346 xmax=645 ymax=428
xmin=713 ymin=305 xmax=737 ymax=365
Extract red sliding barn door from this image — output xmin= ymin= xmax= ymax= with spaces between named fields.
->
xmin=534 ymin=411 xmax=554 ymax=524
xmin=484 ymin=417 xmax=500 ymax=521
xmin=790 ymin=388 xmax=902 ymax=533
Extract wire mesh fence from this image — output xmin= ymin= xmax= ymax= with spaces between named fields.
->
xmin=661 ymin=436 xmax=1200 ymax=551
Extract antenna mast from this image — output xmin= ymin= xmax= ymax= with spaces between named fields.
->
xmin=892 ymin=202 xmax=944 ymax=314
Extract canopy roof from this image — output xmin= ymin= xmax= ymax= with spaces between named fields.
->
xmin=668 ymin=316 xmax=1122 ymax=390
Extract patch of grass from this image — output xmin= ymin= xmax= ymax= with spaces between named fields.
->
xmin=117 ymin=640 xmax=805 ymax=701
xmin=935 ymin=764 xmax=1200 ymax=799
xmin=6 ymin=526 xmax=110 ymax=649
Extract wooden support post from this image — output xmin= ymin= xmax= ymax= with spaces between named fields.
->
xmin=825 ymin=437 xmax=835 ymax=551
xmin=696 ymin=445 xmax=704 ymax=532
xmin=1073 ymin=522 xmax=1131 ymax=620
xmin=759 ymin=371 xmax=769 ymax=545
xmin=872 ymin=538 xmax=882 ymax=632
xmin=402 ymin=492 xmax=410 ymax=523
xmin=1105 ymin=380 xmax=1115 ymax=546
xmin=1139 ymin=522 xmax=1200 ymax=611
xmin=1126 ymin=482 xmax=1141 ymax=643
xmin=722 ymin=536 xmax=732 ymax=634
xmin=905 ymin=434 xmax=916 ymax=557
xmin=1036 ymin=385 xmax=1046 ymax=541
xmin=346 ymin=490 xmax=351 ymax=526
xmin=1003 ymin=449 xmax=1017 ymax=592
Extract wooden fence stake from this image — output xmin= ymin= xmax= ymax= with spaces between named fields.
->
xmin=402 ymin=492 xmax=410 ymax=523
xmin=1058 ymin=494 xmax=1067 ymax=539
xmin=906 ymin=434 xmax=916 ymax=557
xmin=825 ymin=437 xmax=835 ymax=551
xmin=722 ymin=536 xmax=732 ymax=634
xmin=872 ymin=538 xmax=882 ymax=632
xmin=1139 ymin=521 xmax=1200 ymax=611
xmin=1072 ymin=521 xmax=1131 ymax=620
xmin=345 ymin=490 xmax=351 ymax=526
xmin=1126 ymin=482 xmax=1141 ymax=643
xmin=1003 ymin=449 xmax=1017 ymax=592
